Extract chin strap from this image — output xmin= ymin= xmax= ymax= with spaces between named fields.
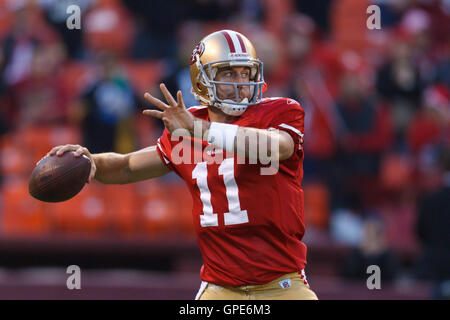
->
xmin=217 ymin=98 xmax=249 ymax=116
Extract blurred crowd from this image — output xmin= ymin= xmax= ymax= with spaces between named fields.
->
xmin=0 ymin=0 xmax=449 ymax=298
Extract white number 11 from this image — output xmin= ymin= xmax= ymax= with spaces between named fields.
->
xmin=192 ymin=158 xmax=249 ymax=227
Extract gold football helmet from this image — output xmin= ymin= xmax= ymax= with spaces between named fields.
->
xmin=190 ymin=30 xmax=264 ymax=116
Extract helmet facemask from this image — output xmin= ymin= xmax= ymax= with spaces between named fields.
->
xmin=195 ymin=58 xmax=265 ymax=116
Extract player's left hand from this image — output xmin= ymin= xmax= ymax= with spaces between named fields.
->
xmin=143 ymin=83 xmax=195 ymax=134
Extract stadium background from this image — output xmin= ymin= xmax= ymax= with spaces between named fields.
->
xmin=0 ymin=0 xmax=449 ymax=299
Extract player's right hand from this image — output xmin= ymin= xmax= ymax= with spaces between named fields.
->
xmin=47 ymin=144 xmax=97 ymax=183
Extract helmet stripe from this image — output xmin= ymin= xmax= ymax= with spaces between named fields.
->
xmin=235 ymin=33 xmax=247 ymax=53
xmin=221 ymin=31 xmax=236 ymax=53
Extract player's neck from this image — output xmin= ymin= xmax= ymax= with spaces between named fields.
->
xmin=207 ymin=105 xmax=239 ymax=123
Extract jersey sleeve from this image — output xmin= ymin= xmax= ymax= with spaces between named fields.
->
xmin=267 ymin=99 xmax=305 ymax=159
xmin=156 ymin=128 xmax=175 ymax=171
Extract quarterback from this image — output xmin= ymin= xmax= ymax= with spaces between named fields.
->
xmin=48 ymin=30 xmax=318 ymax=300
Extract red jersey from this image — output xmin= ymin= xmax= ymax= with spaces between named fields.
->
xmin=156 ymin=97 xmax=307 ymax=286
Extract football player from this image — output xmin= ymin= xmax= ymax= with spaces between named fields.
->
xmin=48 ymin=30 xmax=318 ymax=300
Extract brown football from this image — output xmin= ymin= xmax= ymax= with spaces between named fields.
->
xmin=29 ymin=152 xmax=91 ymax=202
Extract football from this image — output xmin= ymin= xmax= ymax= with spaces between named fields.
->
xmin=29 ymin=152 xmax=91 ymax=202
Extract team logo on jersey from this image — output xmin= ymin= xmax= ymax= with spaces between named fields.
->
xmin=190 ymin=42 xmax=205 ymax=65
xmin=279 ymin=279 xmax=291 ymax=289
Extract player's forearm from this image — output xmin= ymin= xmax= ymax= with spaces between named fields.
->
xmin=93 ymin=146 xmax=170 ymax=184
xmin=92 ymin=152 xmax=131 ymax=184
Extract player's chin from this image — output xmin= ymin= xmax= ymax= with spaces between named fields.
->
xmin=223 ymin=96 xmax=250 ymax=102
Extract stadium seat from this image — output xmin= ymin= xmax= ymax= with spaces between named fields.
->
xmin=166 ymin=182 xmax=195 ymax=238
xmin=102 ymin=184 xmax=138 ymax=236
xmin=83 ymin=2 xmax=134 ymax=55
xmin=123 ymin=60 xmax=164 ymax=95
xmin=264 ymin=0 xmax=293 ymax=36
xmin=61 ymin=62 xmax=95 ymax=100
xmin=20 ymin=126 xmax=54 ymax=166
xmin=303 ymin=182 xmax=330 ymax=229
xmin=50 ymin=182 xmax=109 ymax=235
xmin=47 ymin=125 xmax=82 ymax=148
xmin=0 ymin=135 xmax=29 ymax=176
xmin=96 ymin=0 xmax=121 ymax=6
xmin=380 ymin=153 xmax=412 ymax=191
xmin=134 ymin=113 xmax=161 ymax=149
xmin=0 ymin=178 xmax=50 ymax=236
xmin=18 ymin=125 xmax=81 ymax=166
xmin=377 ymin=204 xmax=419 ymax=255
xmin=331 ymin=0 xmax=370 ymax=54
xmin=0 ymin=3 xmax=13 ymax=41
xmin=134 ymin=180 xmax=179 ymax=238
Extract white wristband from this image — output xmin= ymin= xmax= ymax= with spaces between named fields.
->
xmin=207 ymin=122 xmax=239 ymax=152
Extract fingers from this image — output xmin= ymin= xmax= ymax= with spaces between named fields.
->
xmin=142 ymin=109 xmax=164 ymax=119
xmin=144 ymin=92 xmax=169 ymax=111
xmin=160 ymin=83 xmax=177 ymax=107
xmin=47 ymin=144 xmax=91 ymax=159
xmin=73 ymin=146 xmax=89 ymax=158
xmin=48 ymin=144 xmax=79 ymax=157
xmin=48 ymin=146 xmax=61 ymax=156
xmin=177 ymin=90 xmax=186 ymax=109
xmin=144 ymin=86 xmax=184 ymax=112
xmin=87 ymin=162 xmax=96 ymax=184
xmin=57 ymin=145 xmax=77 ymax=157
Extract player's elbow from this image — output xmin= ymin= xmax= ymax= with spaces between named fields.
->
xmin=278 ymin=143 xmax=294 ymax=161
xmin=260 ymin=131 xmax=294 ymax=162
xmin=277 ymin=133 xmax=295 ymax=161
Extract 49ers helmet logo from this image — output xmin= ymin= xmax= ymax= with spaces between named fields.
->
xmin=190 ymin=42 xmax=205 ymax=65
